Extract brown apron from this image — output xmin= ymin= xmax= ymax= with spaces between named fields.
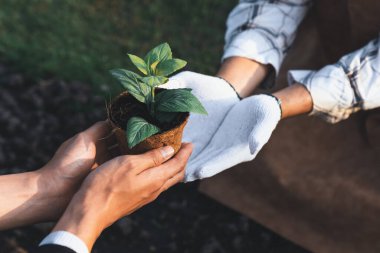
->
xmin=200 ymin=1 xmax=380 ymax=252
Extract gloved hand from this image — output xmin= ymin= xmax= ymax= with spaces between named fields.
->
xmin=186 ymin=94 xmax=281 ymax=182
xmin=162 ymin=71 xmax=240 ymax=158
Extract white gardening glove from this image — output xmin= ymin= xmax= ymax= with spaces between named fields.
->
xmin=186 ymin=94 xmax=281 ymax=182
xmin=162 ymin=71 xmax=240 ymax=158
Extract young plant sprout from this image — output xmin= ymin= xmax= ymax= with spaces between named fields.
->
xmin=110 ymin=42 xmax=207 ymax=149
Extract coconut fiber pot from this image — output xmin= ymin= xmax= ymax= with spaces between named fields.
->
xmin=108 ymin=91 xmax=189 ymax=155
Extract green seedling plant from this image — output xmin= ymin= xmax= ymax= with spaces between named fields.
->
xmin=110 ymin=42 xmax=207 ymax=148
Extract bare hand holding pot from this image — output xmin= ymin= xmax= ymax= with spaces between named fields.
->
xmin=52 ymin=143 xmax=193 ymax=252
xmin=0 ymin=121 xmax=113 ymax=230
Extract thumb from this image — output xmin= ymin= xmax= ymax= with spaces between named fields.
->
xmin=247 ymin=95 xmax=281 ymax=154
xmin=131 ymin=146 xmax=176 ymax=174
xmin=248 ymin=114 xmax=279 ymax=155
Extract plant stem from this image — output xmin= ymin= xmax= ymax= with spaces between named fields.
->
xmin=147 ymin=88 xmax=155 ymax=117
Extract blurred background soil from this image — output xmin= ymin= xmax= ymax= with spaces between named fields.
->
xmin=0 ymin=1 xmax=310 ymax=252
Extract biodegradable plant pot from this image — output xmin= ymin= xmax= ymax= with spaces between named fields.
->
xmin=108 ymin=91 xmax=189 ymax=155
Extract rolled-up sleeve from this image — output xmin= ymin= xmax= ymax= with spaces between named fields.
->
xmin=223 ymin=0 xmax=312 ymax=87
xmin=288 ymin=35 xmax=380 ymax=123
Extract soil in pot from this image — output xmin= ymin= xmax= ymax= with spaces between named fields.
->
xmin=108 ymin=90 xmax=189 ymax=155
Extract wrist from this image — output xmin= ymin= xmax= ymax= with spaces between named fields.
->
xmin=23 ymin=170 xmax=65 ymax=219
xmin=272 ymin=83 xmax=313 ymax=119
xmin=266 ymin=94 xmax=282 ymax=119
xmin=38 ymin=166 xmax=76 ymax=218
xmin=53 ymin=191 xmax=106 ymax=251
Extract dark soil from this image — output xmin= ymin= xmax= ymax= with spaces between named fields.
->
xmin=108 ymin=92 xmax=147 ymax=128
xmin=0 ymin=63 xmax=310 ymax=253
xmin=109 ymin=90 xmax=188 ymax=132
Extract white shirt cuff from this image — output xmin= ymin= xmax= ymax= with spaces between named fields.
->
xmin=39 ymin=231 xmax=89 ymax=253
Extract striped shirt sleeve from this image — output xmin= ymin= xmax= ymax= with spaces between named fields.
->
xmin=223 ymin=0 xmax=312 ymax=88
xmin=288 ymin=35 xmax=380 ymax=123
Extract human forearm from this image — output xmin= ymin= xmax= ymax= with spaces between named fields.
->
xmin=272 ymin=83 xmax=313 ymax=119
xmin=217 ymin=57 xmax=270 ymax=98
xmin=52 ymin=192 xmax=103 ymax=251
xmin=0 ymin=121 xmax=110 ymax=231
xmin=0 ymin=170 xmax=69 ymax=230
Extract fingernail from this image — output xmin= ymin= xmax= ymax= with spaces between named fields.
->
xmin=160 ymin=146 xmax=175 ymax=159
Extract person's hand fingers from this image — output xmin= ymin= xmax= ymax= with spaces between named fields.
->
xmin=52 ymin=121 xmax=110 ymax=166
xmin=73 ymin=121 xmax=111 ymax=155
xmin=94 ymin=132 xmax=119 ymax=166
xmin=79 ymin=120 xmax=115 ymax=168
xmin=143 ymin=159 xmax=188 ymax=204
xmin=92 ymin=144 xmax=120 ymax=169
xmin=128 ymin=145 xmax=176 ymax=174
xmin=84 ymin=121 xmax=111 ymax=140
xmin=100 ymin=121 xmax=119 ymax=153
xmin=157 ymin=168 xmax=186 ymax=193
xmin=141 ymin=143 xmax=193 ymax=183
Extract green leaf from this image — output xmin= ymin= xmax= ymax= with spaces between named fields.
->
xmin=156 ymin=58 xmax=187 ymax=76
xmin=138 ymin=82 xmax=151 ymax=98
xmin=128 ymin=54 xmax=148 ymax=75
xmin=155 ymin=89 xmax=207 ymax=115
xmin=110 ymin=68 xmax=141 ymax=82
xmin=142 ymin=76 xmax=168 ymax=87
xmin=150 ymin=60 xmax=160 ymax=73
xmin=110 ymin=69 xmax=150 ymax=103
xmin=126 ymin=117 xmax=161 ymax=148
xmin=144 ymin=42 xmax=172 ymax=67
